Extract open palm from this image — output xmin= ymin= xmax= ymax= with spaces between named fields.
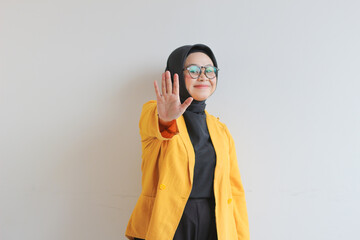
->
xmin=154 ymin=71 xmax=193 ymax=122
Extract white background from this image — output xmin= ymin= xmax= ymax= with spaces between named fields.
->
xmin=1 ymin=0 xmax=359 ymax=239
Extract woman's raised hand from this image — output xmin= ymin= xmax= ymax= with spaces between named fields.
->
xmin=154 ymin=71 xmax=193 ymax=123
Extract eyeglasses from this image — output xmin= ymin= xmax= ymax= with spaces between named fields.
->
xmin=183 ymin=65 xmax=219 ymax=79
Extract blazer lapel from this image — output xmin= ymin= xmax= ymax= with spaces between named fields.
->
xmin=205 ymin=111 xmax=224 ymax=173
xmin=176 ymin=115 xmax=195 ymax=185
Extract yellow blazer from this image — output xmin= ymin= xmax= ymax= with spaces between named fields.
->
xmin=125 ymin=100 xmax=250 ymax=240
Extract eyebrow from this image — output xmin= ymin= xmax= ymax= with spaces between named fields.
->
xmin=184 ymin=64 xmax=214 ymax=68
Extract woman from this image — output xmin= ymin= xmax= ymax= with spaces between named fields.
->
xmin=125 ymin=44 xmax=250 ymax=240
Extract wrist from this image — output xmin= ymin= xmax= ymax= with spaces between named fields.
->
xmin=158 ymin=115 xmax=175 ymax=127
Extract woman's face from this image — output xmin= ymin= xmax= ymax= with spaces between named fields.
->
xmin=183 ymin=52 xmax=217 ymax=101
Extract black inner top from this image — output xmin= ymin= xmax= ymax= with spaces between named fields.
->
xmin=183 ymin=102 xmax=216 ymax=199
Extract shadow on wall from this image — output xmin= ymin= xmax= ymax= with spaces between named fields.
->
xmin=117 ymin=70 xmax=159 ymax=193
xmin=114 ymin=70 xmax=160 ymax=234
xmin=43 ymin=70 xmax=160 ymax=238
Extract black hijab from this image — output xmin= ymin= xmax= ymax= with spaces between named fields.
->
xmin=165 ymin=44 xmax=218 ymax=198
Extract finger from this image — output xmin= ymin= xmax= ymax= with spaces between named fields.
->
xmin=180 ymin=97 xmax=193 ymax=112
xmin=165 ymin=71 xmax=172 ymax=94
xmin=154 ymin=80 xmax=162 ymax=99
xmin=173 ymin=73 xmax=179 ymax=95
xmin=161 ymin=72 xmax=166 ymax=96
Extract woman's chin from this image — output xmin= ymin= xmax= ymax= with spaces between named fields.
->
xmin=192 ymin=95 xmax=209 ymax=101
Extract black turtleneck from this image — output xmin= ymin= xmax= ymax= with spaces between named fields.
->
xmin=165 ymin=44 xmax=219 ymax=199
xmin=183 ymin=102 xmax=216 ymax=199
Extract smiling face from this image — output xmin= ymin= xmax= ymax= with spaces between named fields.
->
xmin=183 ymin=52 xmax=217 ymax=101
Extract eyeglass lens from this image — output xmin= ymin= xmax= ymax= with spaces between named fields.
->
xmin=188 ymin=65 xmax=217 ymax=79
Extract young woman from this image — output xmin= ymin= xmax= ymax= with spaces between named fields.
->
xmin=125 ymin=44 xmax=250 ymax=240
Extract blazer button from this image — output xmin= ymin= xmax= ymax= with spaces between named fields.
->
xmin=228 ymin=198 xmax=232 ymax=204
xmin=159 ymin=184 xmax=166 ymax=190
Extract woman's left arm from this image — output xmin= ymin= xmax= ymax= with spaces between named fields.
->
xmin=225 ymin=125 xmax=250 ymax=240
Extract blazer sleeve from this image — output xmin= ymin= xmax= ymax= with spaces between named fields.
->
xmin=224 ymin=124 xmax=250 ymax=240
xmin=139 ymin=100 xmax=179 ymax=142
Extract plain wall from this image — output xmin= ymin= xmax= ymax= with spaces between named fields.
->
xmin=1 ymin=0 xmax=359 ymax=239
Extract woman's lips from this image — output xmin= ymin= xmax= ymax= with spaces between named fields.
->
xmin=194 ymin=85 xmax=210 ymax=88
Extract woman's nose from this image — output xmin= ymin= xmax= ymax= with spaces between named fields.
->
xmin=198 ymin=69 xmax=207 ymax=81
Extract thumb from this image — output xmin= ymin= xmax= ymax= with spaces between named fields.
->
xmin=180 ymin=97 xmax=193 ymax=112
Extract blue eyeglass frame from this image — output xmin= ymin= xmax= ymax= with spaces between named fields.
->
xmin=183 ymin=64 xmax=219 ymax=79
